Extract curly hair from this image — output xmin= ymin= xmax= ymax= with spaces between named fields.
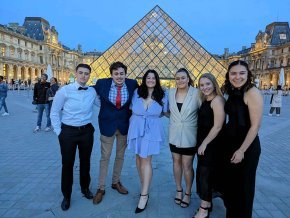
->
xmin=222 ymin=60 xmax=255 ymax=94
xmin=137 ymin=69 xmax=165 ymax=106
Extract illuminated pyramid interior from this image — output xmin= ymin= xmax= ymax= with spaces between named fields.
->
xmin=91 ymin=5 xmax=226 ymax=86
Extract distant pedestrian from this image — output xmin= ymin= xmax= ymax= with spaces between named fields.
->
xmin=0 ymin=76 xmax=9 ymax=116
xmin=46 ymin=77 xmax=59 ymax=113
xmin=269 ymin=85 xmax=282 ymax=116
xmin=33 ymin=73 xmax=51 ymax=132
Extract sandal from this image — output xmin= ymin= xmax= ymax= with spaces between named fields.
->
xmin=180 ymin=192 xmax=191 ymax=208
xmin=193 ymin=205 xmax=211 ymax=218
xmin=174 ymin=189 xmax=183 ymax=205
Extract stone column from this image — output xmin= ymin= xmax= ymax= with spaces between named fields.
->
xmin=24 ymin=67 xmax=29 ymax=81
xmin=6 ymin=64 xmax=12 ymax=83
xmin=283 ymin=57 xmax=287 ymax=67
xmin=5 ymin=46 xmax=10 ymax=57
xmin=286 ymin=71 xmax=290 ymax=89
xmin=272 ymin=73 xmax=279 ymax=87
xmin=17 ymin=67 xmax=21 ymax=80
xmin=0 ymin=62 xmax=3 ymax=76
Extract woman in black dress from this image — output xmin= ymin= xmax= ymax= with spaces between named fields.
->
xmin=222 ymin=60 xmax=263 ymax=218
xmin=194 ymin=73 xmax=225 ymax=218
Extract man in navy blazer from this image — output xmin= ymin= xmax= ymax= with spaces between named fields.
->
xmin=92 ymin=61 xmax=138 ymax=204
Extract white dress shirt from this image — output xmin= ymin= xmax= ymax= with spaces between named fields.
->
xmin=50 ymin=82 xmax=100 ymax=135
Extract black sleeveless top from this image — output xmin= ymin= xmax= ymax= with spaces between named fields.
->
xmin=176 ymin=102 xmax=183 ymax=112
xmin=224 ymin=88 xmax=259 ymax=152
xmin=197 ymin=100 xmax=214 ymax=147
xmin=197 ymin=99 xmax=224 ymax=166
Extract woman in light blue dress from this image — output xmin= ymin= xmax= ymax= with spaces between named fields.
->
xmin=127 ymin=69 xmax=167 ymax=214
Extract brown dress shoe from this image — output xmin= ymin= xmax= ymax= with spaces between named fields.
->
xmin=93 ymin=189 xmax=105 ymax=204
xmin=111 ymin=182 xmax=128 ymax=194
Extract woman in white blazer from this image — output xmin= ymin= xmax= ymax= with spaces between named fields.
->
xmin=269 ymin=85 xmax=282 ymax=116
xmin=168 ymin=68 xmax=200 ymax=208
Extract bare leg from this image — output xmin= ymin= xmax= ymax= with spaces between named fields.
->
xmin=181 ymin=155 xmax=194 ymax=207
xmin=136 ymin=155 xmax=142 ymax=186
xmin=137 ymin=155 xmax=152 ymax=209
xmin=172 ymin=152 xmax=183 ymax=202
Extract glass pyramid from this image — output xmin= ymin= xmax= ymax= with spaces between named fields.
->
xmin=90 ymin=5 xmax=226 ymax=87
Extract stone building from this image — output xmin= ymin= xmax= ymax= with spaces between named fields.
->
xmin=223 ymin=22 xmax=290 ymax=89
xmin=0 ymin=17 xmax=82 ymax=84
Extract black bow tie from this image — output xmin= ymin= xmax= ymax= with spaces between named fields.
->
xmin=78 ymin=87 xmax=88 ymax=90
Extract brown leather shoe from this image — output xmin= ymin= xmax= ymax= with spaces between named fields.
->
xmin=93 ymin=189 xmax=105 ymax=204
xmin=111 ymin=182 xmax=128 ymax=194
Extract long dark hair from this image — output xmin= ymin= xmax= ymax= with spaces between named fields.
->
xmin=222 ymin=60 xmax=255 ymax=94
xmin=176 ymin=68 xmax=194 ymax=87
xmin=137 ymin=69 xmax=165 ymax=106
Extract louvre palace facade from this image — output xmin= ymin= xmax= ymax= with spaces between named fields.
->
xmin=0 ymin=17 xmax=87 ymax=84
xmin=222 ymin=22 xmax=290 ymax=89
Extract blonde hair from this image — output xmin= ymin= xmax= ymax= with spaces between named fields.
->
xmin=198 ymin=73 xmax=223 ymax=102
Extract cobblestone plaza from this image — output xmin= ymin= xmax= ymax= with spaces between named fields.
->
xmin=0 ymin=91 xmax=289 ymax=217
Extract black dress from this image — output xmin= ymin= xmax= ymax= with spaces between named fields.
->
xmin=224 ymin=88 xmax=261 ymax=218
xmin=196 ymin=100 xmax=222 ymax=202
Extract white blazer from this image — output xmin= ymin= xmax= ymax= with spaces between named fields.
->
xmin=168 ymin=86 xmax=199 ymax=148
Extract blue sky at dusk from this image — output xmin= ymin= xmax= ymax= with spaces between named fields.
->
xmin=1 ymin=0 xmax=289 ymax=54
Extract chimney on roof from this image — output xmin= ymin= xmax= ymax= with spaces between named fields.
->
xmin=224 ymin=48 xmax=229 ymax=58
xmin=8 ymin=23 xmax=19 ymax=28
xmin=77 ymin=44 xmax=82 ymax=52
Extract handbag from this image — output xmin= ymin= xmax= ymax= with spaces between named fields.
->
xmin=270 ymin=94 xmax=274 ymax=104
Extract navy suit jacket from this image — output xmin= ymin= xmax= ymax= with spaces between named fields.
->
xmin=93 ymin=78 xmax=138 ymax=137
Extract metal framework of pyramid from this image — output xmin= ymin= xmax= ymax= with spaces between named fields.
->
xmin=90 ymin=5 xmax=226 ymax=86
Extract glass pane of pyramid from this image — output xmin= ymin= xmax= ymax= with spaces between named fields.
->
xmin=90 ymin=5 xmax=226 ymax=87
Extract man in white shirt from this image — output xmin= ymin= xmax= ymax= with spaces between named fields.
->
xmin=50 ymin=63 xmax=100 ymax=211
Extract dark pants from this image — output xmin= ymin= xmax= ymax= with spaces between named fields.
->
xmin=269 ymin=107 xmax=281 ymax=114
xmin=224 ymin=137 xmax=261 ymax=218
xmin=58 ymin=123 xmax=95 ymax=199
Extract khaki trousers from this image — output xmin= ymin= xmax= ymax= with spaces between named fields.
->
xmin=98 ymin=130 xmax=127 ymax=190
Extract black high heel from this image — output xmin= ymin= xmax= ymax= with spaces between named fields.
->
xmin=135 ymin=194 xmax=149 ymax=214
xmin=174 ymin=189 xmax=183 ymax=205
xmin=193 ymin=205 xmax=211 ymax=218
xmin=180 ymin=192 xmax=191 ymax=208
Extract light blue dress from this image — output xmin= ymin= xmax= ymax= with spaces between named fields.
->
xmin=127 ymin=90 xmax=168 ymax=158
